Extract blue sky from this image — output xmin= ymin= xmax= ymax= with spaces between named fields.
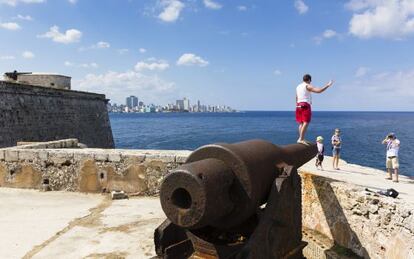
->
xmin=1 ymin=0 xmax=414 ymax=111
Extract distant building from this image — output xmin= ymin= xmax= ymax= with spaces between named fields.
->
xmin=126 ymin=96 xmax=138 ymax=109
xmin=183 ymin=97 xmax=190 ymax=111
xmin=176 ymin=99 xmax=184 ymax=111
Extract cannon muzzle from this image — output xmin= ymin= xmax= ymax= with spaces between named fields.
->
xmin=160 ymin=139 xmax=316 ymax=229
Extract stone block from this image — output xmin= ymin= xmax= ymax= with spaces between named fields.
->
xmin=18 ymin=150 xmax=37 ymax=161
xmin=120 ymin=152 xmax=145 ymax=163
xmin=404 ymin=215 xmax=414 ymax=233
xmin=111 ymin=190 xmax=128 ymax=200
xmin=73 ymin=151 xmax=94 ymax=161
xmin=175 ymin=154 xmax=188 ymax=164
xmin=108 ymin=152 xmax=121 ymax=163
xmin=94 ymin=151 xmax=109 ymax=162
xmin=49 ymin=151 xmax=73 ymax=165
xmin=0 ymin=150 xmax=4 ymax=161
xmin=37 ymin=150 xmax=48 ymax=161
xmin=146 ymin=153 xmax=175 ymax=163
xmin=5 ymin=150 xmax=19 ymax=162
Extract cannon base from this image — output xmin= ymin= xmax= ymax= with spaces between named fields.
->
xmin=154 ymin=166 xmax=305 ymax=259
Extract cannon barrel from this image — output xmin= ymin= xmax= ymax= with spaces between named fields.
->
xmin=160 ymin=139 xmax=316 ymax=229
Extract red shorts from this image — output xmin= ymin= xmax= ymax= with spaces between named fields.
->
xmin=296 ymin=102 xmax=311 ymax=123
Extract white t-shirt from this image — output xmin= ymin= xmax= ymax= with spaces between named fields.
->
xmin=386 ymin=139 xmax=400 ymax=157
xmin=296 ymin=82 xmax=312 ymax=104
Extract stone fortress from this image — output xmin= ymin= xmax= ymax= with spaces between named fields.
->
xmin=0 ymin=75 xmax=413 ymax=259
xmin=0 ymin=71 xmax=114 ymax=148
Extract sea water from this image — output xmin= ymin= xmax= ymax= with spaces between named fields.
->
xmin=110 ymin=111 xmax=414 ymax=176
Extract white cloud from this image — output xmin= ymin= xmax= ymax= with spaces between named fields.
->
xmin=139 ymin=48 xmax=147 ymax=53
xmin=347 ymin=0 xmax=414 ymax=39
xmin=95 ymin=41 xmax=110 ymax=48
xmin=15 ymin=14 xmax=33 ymax=21
xmin=22 ymin=51 xmax=34 ymax=59
xmin=355 ymin=66 xmax=370 ymax=77
xmin=0 ymin=0 xmax=45 ymax=6
xmin=0 ymin=55 xmax=15 ymax=60
xmin=0 ymin=22 xmax=21 ymax=30
xmin=38 ymin=25 xmax=82 ymax=44
xmin=237 ymin=5 xmax=247 ymax=11
xmin=74 ymin=70 xmax=175 ymax=104
xmin=350 ymin=68 xmax=414 ymax=98
xmin=294 ymin=0 xmax=309 ymax=15
xmin=135 ymin=58 xmax=169 ymax=71
xmin=65 ymin=61 xmax=98 ymax=68
xmin=117 ymin=48 xmax=129 ymax=54
xmin=273 ymin=70 xmax=282 ymax=76
xmin=158 ymin=0 xmax=185 ymax=22
xmin=203 ymin=0 xmax=222 ymax=10
xmin=345 ymin=0 xmax=381 ymax=12
xmin=64 ymin=61 xmax=74 ymax=66
xmin=68 ymin=0 xmax=77 ymax=4
xmin=80 ymin=62 xmax=98 ymax=68
xmin=313 ymin=29 xmax=339 ymax=44
xmin=177 ymin=53 xmax=209 ymax=67
xmin=79 ymin=41 xmax=111 ymax=51
xmin=323 ymin=29 xmax=337 ymax=38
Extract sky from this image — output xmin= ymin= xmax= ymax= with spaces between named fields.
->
xmin=1 ymin=0 xmax=414 ymax=111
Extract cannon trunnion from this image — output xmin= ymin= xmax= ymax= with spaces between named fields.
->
xmin=155 ymin=139 xmax=317 ymax=259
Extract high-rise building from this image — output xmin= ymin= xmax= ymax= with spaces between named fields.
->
xmin=183 ymin=97 xmax=190 ymax=111
xmin=126 ymin=96 xmax=138 ymax=109
xmin=176 ymin=99 xmax=184 ymax=111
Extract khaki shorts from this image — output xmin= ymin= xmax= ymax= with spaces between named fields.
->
xmin=386 ymin=157 xmax=399 ymax=169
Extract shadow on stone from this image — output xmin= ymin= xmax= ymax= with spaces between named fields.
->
xmin=312 ymin=177 xmax=370 ymax=258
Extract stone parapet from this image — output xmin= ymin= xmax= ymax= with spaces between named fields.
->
xmin=0 ymin=148 xmax=191 ymax=195
xmin=301 ymin=171 xmax=414 ymax=259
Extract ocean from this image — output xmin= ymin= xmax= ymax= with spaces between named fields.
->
xmin=109 ymin=111 xmax=414 ymax=176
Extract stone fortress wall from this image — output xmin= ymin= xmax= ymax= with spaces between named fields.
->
xmin=0 ymin=140 xmax=413 ymax=258
xmin=3 ymin=72 xmax=71 ymax=90
xmin=0 ymin=81 xmax=114 ymax=148
xmin=16 ymin=73 xmax=71 ymax=90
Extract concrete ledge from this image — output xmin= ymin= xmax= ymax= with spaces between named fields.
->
xmin=15 ymin=139 xmax=79 ymax=149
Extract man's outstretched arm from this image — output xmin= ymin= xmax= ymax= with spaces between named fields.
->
xmin=306 ymin=80 xmax=334 ymax=93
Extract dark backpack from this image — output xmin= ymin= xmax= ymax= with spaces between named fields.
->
xmin=381 ymin=188 xmax=399 ymax=198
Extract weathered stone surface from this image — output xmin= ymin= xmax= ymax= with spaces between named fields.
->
xmin=18 ymin=150 xmax=37 ymax=161
xmin=107 ymin=152 xmax=121 ymax=163
xmin=107 ymin=164 xmax=148 ymax=193
xmin=79 ymin=160 xmax=100 ymax=193
xmin=301 ymin=172 xmax=414 ymax=259
xmin=0 ymin=163 xmax=6 ymax=186
xmin=5 ymin=150 xmax=18 ymax=162
xmin=0 ymin=81 xmax=113 ymax=148
xmin=94 ymin=151 xmax=108 ymax=162
xmin=8 ymin=165 xmax=42 ymax=189
xmin=48 ymin=151 xmax=74 ymax=165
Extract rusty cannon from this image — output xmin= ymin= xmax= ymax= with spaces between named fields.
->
xmin=154 ymin=139 xmax=317 ymax=259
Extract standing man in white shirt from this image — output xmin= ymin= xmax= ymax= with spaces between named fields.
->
xmin=296 ymin=74 xmax=334 ymax=145
xmin=382 ymin=133 xmax=400 ymax=182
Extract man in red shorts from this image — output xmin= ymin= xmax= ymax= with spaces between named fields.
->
xmin=296 ymin=74 xmax=333 ymax=145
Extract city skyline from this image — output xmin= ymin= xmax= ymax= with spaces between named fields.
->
xmin=1 ymin=1 xmax=414 ymax=111
xmin=109 ymin=95 xmax=234 ymax=113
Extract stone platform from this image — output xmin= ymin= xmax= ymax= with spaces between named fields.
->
xmin=0 ymin=188 xmax=164 ymax=259
xmin=1 ymin=154 xmax=413 ymax=258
